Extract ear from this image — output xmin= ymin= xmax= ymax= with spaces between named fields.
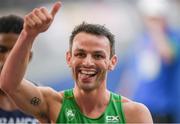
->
xmin=66 ymin=51 xmax=72 ymax=67
xmin=108 ymin=55 xmax=118 ymax=71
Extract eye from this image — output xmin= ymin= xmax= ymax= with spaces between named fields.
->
xmin=93 ymin=54 xmax=104 ymax=60
xmin=0 ymin=46 xmax=8 ymax=53
xmin=74 ymin=52 xmax=86 ymax=58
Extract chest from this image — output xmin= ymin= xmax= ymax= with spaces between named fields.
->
xmin=57 ymin=99 xmax=125 ymax=123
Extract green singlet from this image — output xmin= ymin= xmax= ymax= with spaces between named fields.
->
xmin=56 ymin=89 xmax=126 ymax=123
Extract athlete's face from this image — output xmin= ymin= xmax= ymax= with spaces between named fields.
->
xmin=66 ymin=32 xmax=117 ymax=91
xmin=0 ymin=33 xmax=18 ymax=94
xmin=0 ymin=33 xmax=18 ymax=72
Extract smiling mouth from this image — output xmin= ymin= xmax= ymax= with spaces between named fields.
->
xmin=78 ymin=68 xmax=98 ymax=78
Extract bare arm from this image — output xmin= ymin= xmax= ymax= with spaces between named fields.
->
xmin=0 ymin=2 xmax=61 ymax=122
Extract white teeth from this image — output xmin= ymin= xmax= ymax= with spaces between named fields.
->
xmin=81 ymin=70 xmax=96 ymax=75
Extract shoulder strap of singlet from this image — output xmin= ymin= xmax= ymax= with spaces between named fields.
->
xmin=64 ymin=89 xmax=73 ymax=99
xmin=111 ymin=92 xmax=126 ymax=123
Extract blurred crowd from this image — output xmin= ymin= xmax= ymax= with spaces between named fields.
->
xmin=118 ymin=0 xmax=180 ymax=122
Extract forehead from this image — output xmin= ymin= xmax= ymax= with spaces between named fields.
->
xmin=0 ymin=33 xmax=18 ymax=47
xmin=72 ymin=32 xmax=110 ymax=52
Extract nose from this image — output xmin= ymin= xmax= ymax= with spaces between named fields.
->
xmin=82 ymin=55 xmax=94 ymax=67
xmin=0 ymin=55 xmax=6 ymax=71
xmin=0 ymin=61 xmax=3 ymax=71
xmin=0 ymin=51 xmax=10 ymax=70
xmin=4 ymin=51 xmax=10 ymax=60
xmin=0 ymin=51 xmax=10 ymax=64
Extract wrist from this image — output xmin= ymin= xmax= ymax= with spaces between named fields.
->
xmin=18 ymin=30 xmax=38 ymax=46
xmin=21 ymin=29 xmax=38 ymax=38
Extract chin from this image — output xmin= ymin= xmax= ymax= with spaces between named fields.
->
xmin=78 ymin=81 xmax=101 ymax=92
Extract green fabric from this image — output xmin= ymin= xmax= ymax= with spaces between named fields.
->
xmin=56 ymin=89 xmax=126 ymax=123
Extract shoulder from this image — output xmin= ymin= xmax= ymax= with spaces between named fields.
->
xmin=121 ymin=96 xmax=153 ymax=123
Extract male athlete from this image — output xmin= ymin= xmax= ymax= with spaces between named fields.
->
xmin=0 ymin=15 xmax=38 ymax=124
xmin=0 ymin=2 xmax=153 ymax=123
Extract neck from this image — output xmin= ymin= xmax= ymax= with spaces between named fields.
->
xmin=73 ymin=83 xmax=110 ymax=118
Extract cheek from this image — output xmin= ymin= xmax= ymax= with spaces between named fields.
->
xmin=70 ymin=58 xmax=82 ymax=72
xmin=101 ymin=60 xmax=110 ymax=70
xmin=70 ymin=58 xmax=79 ymax=66
xmin=0 ymin=54 xmax=6 ymax=61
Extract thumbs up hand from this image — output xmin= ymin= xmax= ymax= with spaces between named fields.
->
xmin=23 ymin=2 xmax=61 ymax=36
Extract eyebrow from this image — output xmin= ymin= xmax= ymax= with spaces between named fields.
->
xmin=74 ymin=48 xmax=105 ymax=55
xmin=0 ymin=45 xmax=7 ymax=49
xmin=93 ymin=51 xmax=105 ymax=54
xmin=74 ymin=48 xmax=85 ymax=53
xmin=0 ymin=45 xmax=12 ymax=49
